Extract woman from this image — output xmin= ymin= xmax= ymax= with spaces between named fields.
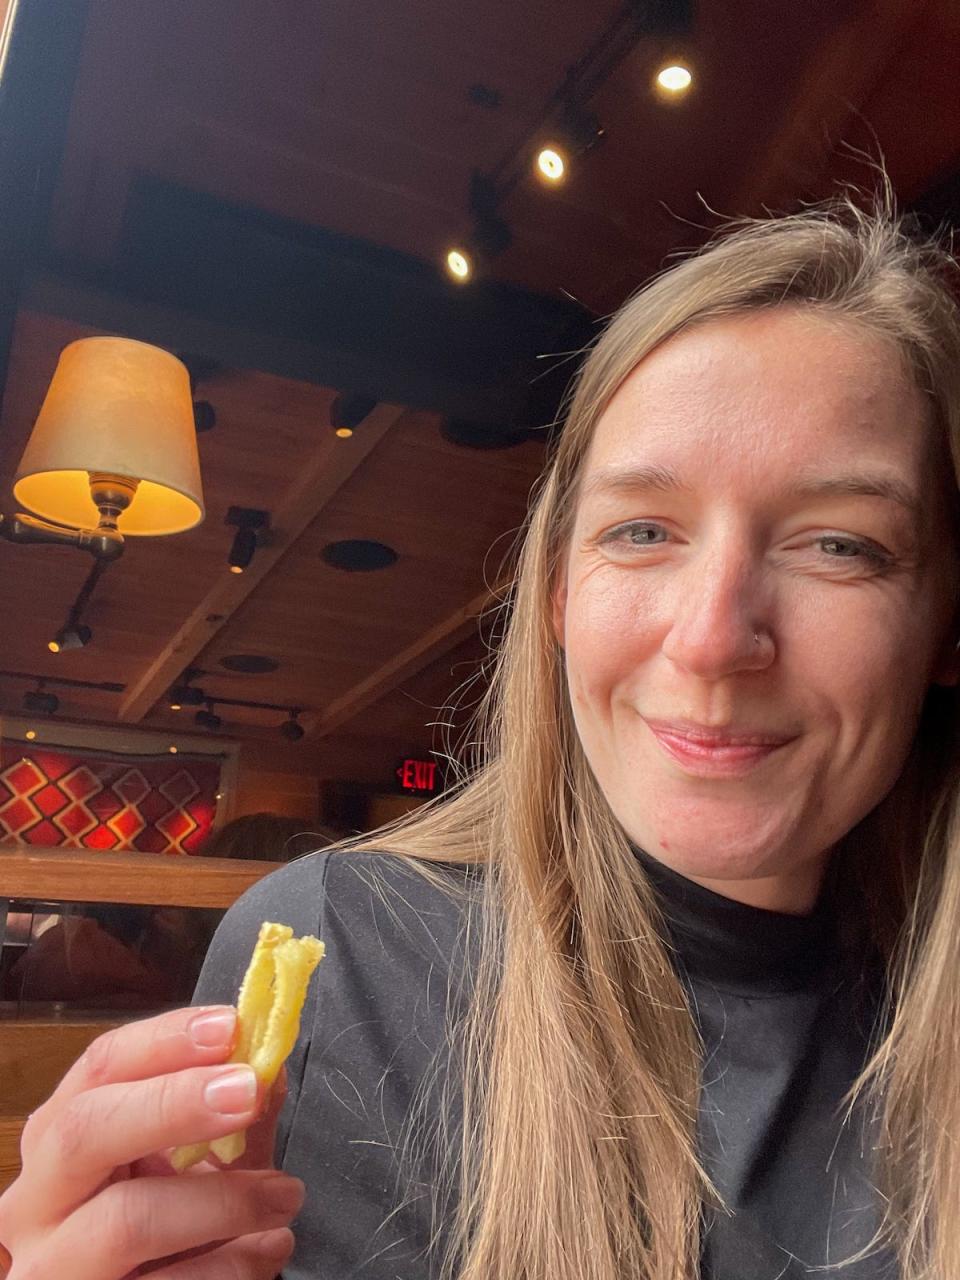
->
xmin=3 ymin=184 xmax=960 ymax=1280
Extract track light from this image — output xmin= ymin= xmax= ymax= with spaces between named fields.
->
xmin=169 ymin=681 xmax=204 ymax=711
xmin=228 ymin=526 xmax=257 ymax=574
xmin=49 ymin=623 xmax=92 ymax=653
xmin=535 ymin=147 xmax=566 ymax=183
xmin=195 ymin=701 xmax=222 ymax=731
xmin=445 ymin=247 xmax=473 ymax=283
xmin=330 ymin=393 xmax=378 ymax=439
xmin=23 ymin=687 xmax=59 ymax=715
xmin=655 ymin=63 xmax=693 ymax=95
xmin=534 ymin=104 xmax=604 ymax=184
xmin=225 ymin=507 xmax=268 ymax=574
xmin=280 ymin=709 xmax=305 ymax=742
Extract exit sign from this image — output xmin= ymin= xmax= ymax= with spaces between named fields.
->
xmin=395 ymin=757 xmax=439 ymax=794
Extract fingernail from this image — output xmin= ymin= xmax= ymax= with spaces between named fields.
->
xmin=203 ymin=1065 xmax=258 ymax=1113
xmin=188 ymin=1007 xmax=236 ymax=1048
xmin=259 ymin=1227 xmax=295 ymax=1260
xmin=261 ymin=1176 xmax=306 ymax=1214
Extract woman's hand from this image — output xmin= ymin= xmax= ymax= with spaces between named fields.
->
xmin=0 ymin=1005 xmax=304 ymax=1278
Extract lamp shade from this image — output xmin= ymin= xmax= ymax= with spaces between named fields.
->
xmin=13 ymin=337 xmax=204 ymax=534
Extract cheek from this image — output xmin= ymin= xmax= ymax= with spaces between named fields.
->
xmin=563 ymin=572 xmax=659 ymax=705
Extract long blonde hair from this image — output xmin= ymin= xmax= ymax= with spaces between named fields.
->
xmin=341 ymin=180 xmax=960 ymax=1280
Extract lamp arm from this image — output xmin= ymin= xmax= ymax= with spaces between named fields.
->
xmin=0 ymin=512 xmax=124 ymax=561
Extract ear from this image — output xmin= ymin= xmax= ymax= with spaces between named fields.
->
xmin=551 ymin=571 xmax=568 ymax=650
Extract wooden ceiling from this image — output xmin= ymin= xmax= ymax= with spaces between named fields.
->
xmin=0 ymin=0 xmax=958 ymax=786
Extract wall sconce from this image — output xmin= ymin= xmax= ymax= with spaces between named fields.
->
xmin=0 ymin=337 xmax=205 ymax=560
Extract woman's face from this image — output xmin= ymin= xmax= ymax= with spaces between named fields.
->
xmin=553 ymin=307 xmax=960 ymax=912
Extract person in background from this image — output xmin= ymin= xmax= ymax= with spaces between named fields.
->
xmin=198 ymin=812 xmax=331 ymax=863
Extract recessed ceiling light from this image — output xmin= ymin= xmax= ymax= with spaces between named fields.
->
xmin=25 ymin=729 xmax=37 ymax=741
xmin=321 ymin=539 xmax=398 ymax=572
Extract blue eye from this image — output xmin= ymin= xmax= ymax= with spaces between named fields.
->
xmin=602 ymin=522 xmax=666 ymax=547
xmin=818 ymin=536 xmax=892 ymax=568
xmin=598 ymin=523 xmax=893 ymax=569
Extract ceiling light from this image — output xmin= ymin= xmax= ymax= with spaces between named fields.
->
xmin=168 ymin=745 xmax=178 ymax=754
xmin=445 ymin=248 xmax=472 ymax=282
xmin=656 ymin=63 xmax=692 ymax=94
xmin=281 ymin=710 xmax=305 ymax=742
xmin=536 ymin=147 xmax=566 ymax=183
xmin=225 ymin=507 xmax=268 ymax=574
xmin=228 ymin=526 xmax=257 ymax=574
xmin=195 ymin=702 xmax=222 ymax=731
xmin=331 ymin=393 xmax=377 ymax=439
xmin=25 ymin=729 xmax=37 ymax=741
xmin=169 ymin=682 xmax=204 ymax=707
xmin=23 ymin=687 xmax=59 ymax=715
xmin=49 ymin=623 xmax=92 ymax=652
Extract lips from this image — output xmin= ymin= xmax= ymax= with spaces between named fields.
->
xmin=643 ymin=718 xmax=797 ymax=778
xmin=643 ymin=718 xmax=794 ymax=748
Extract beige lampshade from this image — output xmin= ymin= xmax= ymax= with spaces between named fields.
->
xmin=13 ymin=336 xmax=204 ymax=535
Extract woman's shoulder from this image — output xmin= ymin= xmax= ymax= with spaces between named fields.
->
xmin=194 ymin=846 xmax=479 ymax=1007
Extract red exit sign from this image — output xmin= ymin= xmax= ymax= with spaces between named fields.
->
xmin=395 ymin=757 xmax=439 ymax=794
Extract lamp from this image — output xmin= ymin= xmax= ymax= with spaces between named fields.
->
xmin=0 ymin=337 xmax=204 ymax=560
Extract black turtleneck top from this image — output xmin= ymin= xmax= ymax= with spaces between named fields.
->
xmin=192 ymin=847 xmax=898 ymax=1279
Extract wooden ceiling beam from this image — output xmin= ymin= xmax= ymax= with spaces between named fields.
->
xmin=314 ymin=579 xmax=509 ymax=738
xmin=118 ymin=401 xmax=406 ymax=723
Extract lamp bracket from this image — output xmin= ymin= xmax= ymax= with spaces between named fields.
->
xmin=0 ymin=511 xmax=124 ymax=561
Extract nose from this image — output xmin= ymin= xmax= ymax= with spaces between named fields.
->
xmin=660 ymin=535 xmax=773 ymax=679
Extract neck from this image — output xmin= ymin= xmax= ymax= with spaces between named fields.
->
xmin=679 ymin=864 xmax=825 ymax=915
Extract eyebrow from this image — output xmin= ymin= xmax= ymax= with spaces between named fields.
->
xmin=581 ymin=463 xmax=923 ymax=522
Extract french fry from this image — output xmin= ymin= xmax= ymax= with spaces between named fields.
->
xmin=170 ymin=922 xmax=325 ymax=1174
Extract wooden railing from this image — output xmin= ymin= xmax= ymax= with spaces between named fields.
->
xmin=0 ymin=846 xmax=281 ymax=1191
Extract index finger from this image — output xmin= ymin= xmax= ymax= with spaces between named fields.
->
xmin=22 ymin=1005 xmax=239 ymax=1159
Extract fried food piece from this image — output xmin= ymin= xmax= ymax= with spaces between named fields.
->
xmin=171 ymin=922 xmax=324 ymax=1173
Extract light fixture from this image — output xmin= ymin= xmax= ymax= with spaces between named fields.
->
xmin=195 ymin=701 xmax=222 ymax=731
xmin=25 ymin=729 xmax=37 ymax=741
xmin=536 ymin=146 xmax=566 ymax=183
xmin=168 ymin=745 xmax=178 ymax=754
xmin=169 ymin=684 xmax=204 ymax=708
xmin=226 ymin=507 xmax=268 ymax=575
xmin=49 ymin=623 xmax=92 ymax=653
xmin=0 ymin=337 xmax=204 ymax=559
xmin=23 ymin=686 xmax=59 ymax=715
xmin=281 ymin=709 xmax=305 ymax=742
xmin=533 ymin=102 xmax=604 ymax=185
xmin=330 ymin=393 xmax=377 ymax=439
xmin=228 ymin=527 xmax=257 ymax=573
xmin=655 ymin=63 xmax=693 ymax=94
xmin=445 ymin=248 xmax=473 ymax=283
xmin=443 ymin=172 xmax=513 ymax=284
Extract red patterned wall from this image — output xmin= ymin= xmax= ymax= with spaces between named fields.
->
xmin=0 ymin=745 xmax=222 ymax=853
